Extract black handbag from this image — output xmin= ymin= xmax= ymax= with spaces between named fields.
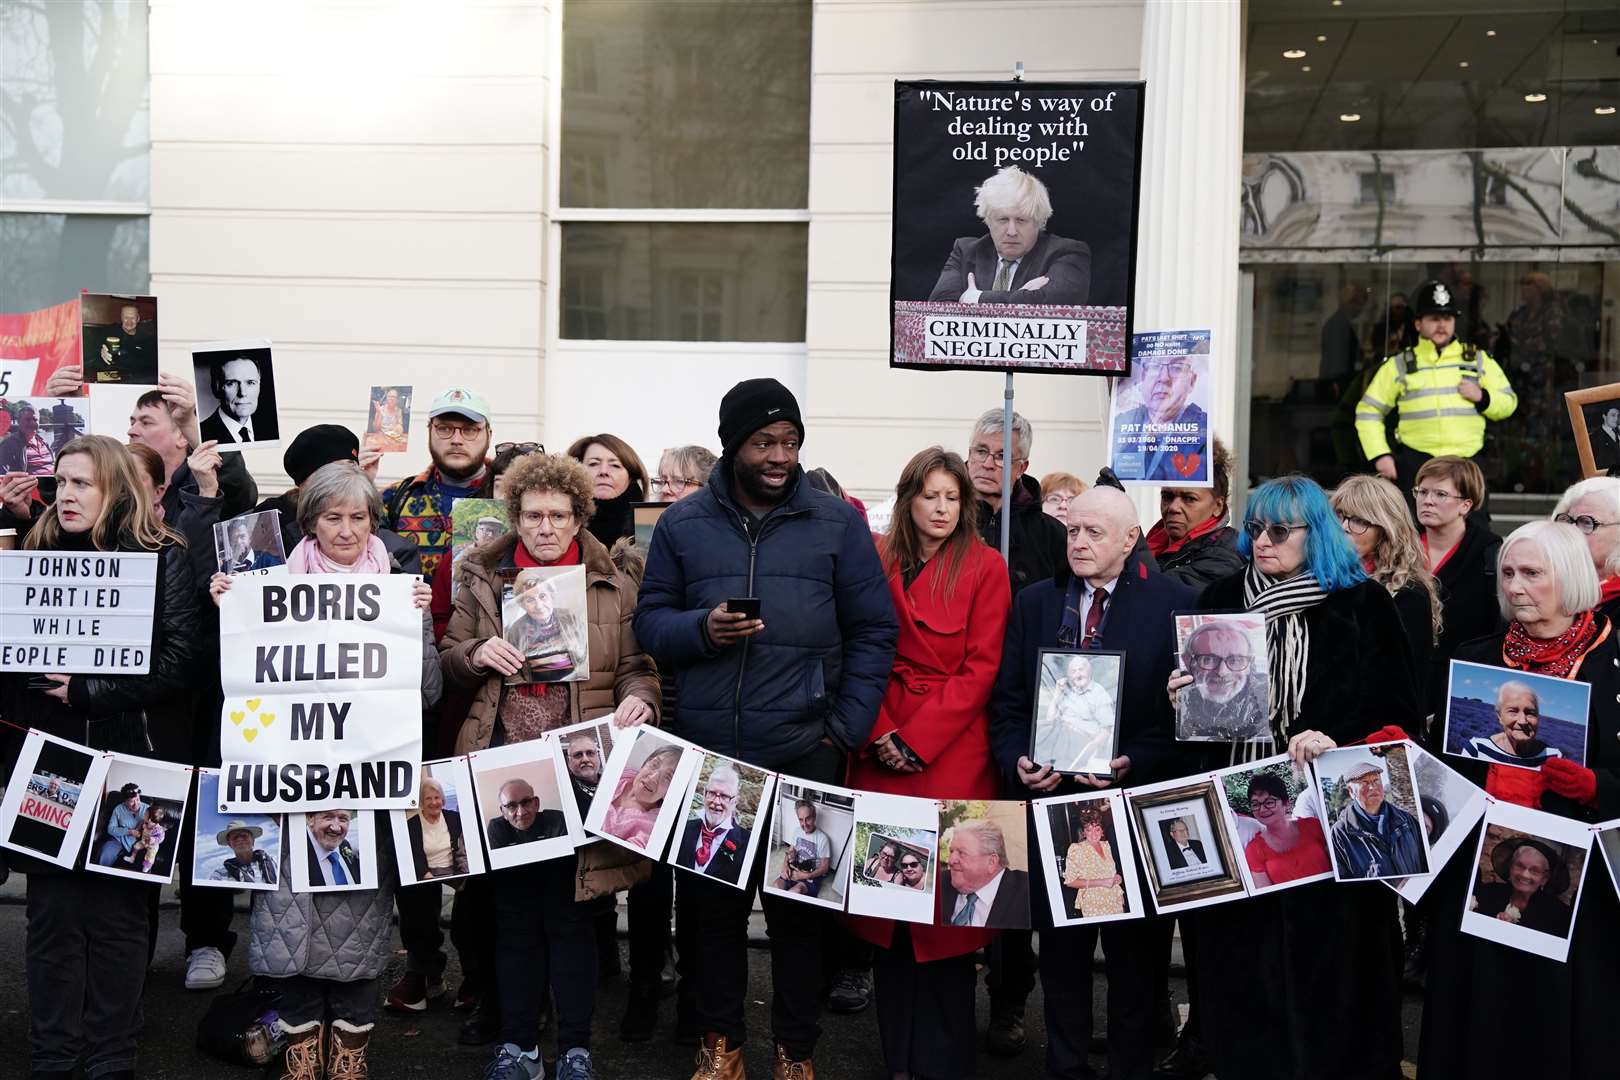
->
xmin=195 ymin=976 xmax=286 ymax=1067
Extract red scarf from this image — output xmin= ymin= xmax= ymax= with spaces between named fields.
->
xmin=514 ymin=537 xmax=582 ymax=569
xmin=1146 ymin=514 xmax=1224 ymax=558
xmin=1487 ymin=612 xmax=1605 ymax=806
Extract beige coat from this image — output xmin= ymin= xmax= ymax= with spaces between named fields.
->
xmin=440 ymin=527 xmax=661 ymax=897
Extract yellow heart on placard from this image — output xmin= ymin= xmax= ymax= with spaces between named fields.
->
xmin=259 ymin=712 xmax=275 ymax=727
xmin=242 ymin=728 xmax=258 ymax=743
xmin=246 ymin=697 xmax=262 ymax=710
xmin=229 ymin=711 xmax=245 ymax=726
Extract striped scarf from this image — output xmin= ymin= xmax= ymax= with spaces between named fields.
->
xmin=1242 ymin=563 xmax=1330 ymax=749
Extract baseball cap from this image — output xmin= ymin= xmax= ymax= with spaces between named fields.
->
xmin=428 ymin=388 xmax=491 ymax=426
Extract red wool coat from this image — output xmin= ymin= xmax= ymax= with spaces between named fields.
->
xmin=848 ymin=541 xmax=1012 ymax=962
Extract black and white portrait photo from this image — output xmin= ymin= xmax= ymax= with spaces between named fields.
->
xmin=192 ymin=339 xmax=280 ymax=450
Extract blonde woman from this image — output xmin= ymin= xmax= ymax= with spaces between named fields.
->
xmin=1332 ymin=474 xmax=1441 ymax=677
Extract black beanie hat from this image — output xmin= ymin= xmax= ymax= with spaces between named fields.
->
xmin=717 ymin=378 xmax=804 ymax=455
xmin=284 ymin=424 xmax=359 ymax=486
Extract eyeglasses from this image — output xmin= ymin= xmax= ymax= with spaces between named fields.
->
xmin=1337 ymin=513 xmax=1376 ymax=536
xmin=703 ymin=788 xmax=737 ymax=801
xmin=1348 ymin=774 xmax=1384 ymax=788
xmin=567 ymin=748 xmax=599 ymax=760
xmin=968 ymin=445 xmax=1016 ymax=465
xmin=1248 ymin=797 xmax=1281 ymax=813
xmin=1190 ymin=653 xmax=1253 ymax=673
xmin=651 ymin=476 xmax=702 ymax=495
xmin=1554 ymin=512 xmax=1620 ymax=535
xmin=496 ymin=441 xmax=543 ymax=455
xmin=1140 ymin=358 xmax=1193 ymax=377
xmin=500 ymin=796 xmax=540 ymax=812
xmin=431 ymin=420 xmax=486 ymax=440
xmin=520 ymin=510 xmax=575 ymax=530
xmin=1243 ymin=521 xmax=1308 ymax=545
xmin=1042 ymin=493 xmax=1074 ymax=510
xmin=1411 ymin=487 xmax=1461 ymax=503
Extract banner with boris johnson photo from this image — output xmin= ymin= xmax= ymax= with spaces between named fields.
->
xmin=216 ymin=575 xmax=424 ymax=812
xmin=890 ymin=80 xmax=1144 ymax=375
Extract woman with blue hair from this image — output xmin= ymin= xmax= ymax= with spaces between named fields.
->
xmin=1167 ymin=474 xmax=1420 ymax=1080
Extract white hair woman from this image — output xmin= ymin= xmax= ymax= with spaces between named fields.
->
xmin=1552 ymin=475 xmax=1620 ymax=620
xmin=1420 ymin=519 xmax=1620 ymax=1079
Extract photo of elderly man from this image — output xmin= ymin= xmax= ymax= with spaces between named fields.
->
xmin=1175 ymin=616 xmax=1268 ymax=741
xmin=1322 ymin=754 xmax=1428 ymax=881
xmin=485 ymin=777 xmax=565 ymax=849
xmin=928 ymin=166 xmax=1091 ymax=306
xmin=938 ymin=817 xmax=1031 ymax=930
xmin=674 ymin=763 xmax=753 ymax=886
xmin=305 ymin=809 xmax=363 ymax=887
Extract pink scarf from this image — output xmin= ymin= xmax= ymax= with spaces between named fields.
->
xmin=286 ymin=534 xmax=392 ymax=574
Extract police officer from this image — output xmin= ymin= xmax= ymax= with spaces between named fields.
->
xmin=1355 ymin=279 xmax=1516 ymax=503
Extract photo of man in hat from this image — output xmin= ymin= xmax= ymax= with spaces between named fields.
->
xmin=1472 ymin=832 xmax=1576 ymax=939
xmin=209 ymin=820 xmax=278 ymax=885
xmin=1325 ymin=755 xmax=1427 ymax=880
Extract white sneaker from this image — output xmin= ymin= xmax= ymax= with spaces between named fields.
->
xmin=185 ymin=945 xmax=228 ymax=990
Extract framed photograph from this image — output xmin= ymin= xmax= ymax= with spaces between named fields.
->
xmin=1029 ymin=648 xmax=1125 ymax=776
xmin=1125 ymin=777 xmax=1247 ymax=913
xmin=469 ymin=738 xmax=580 ymax=871
xmin=501 ymin=565 xmax=589 ymax=685
xmin=363 ymin=384 xmax=412 ymax=453
xmin=1031 ymin=790 xmax=1144 ymax=926
xmin=667 ymin=751 xmax=777 ymax=890
xmin=936 ymin=800 xmax=1030 ymax=930
xmin=0 ymin=729 xmax=111 ymax=869
xmin=1461 ymin=801 xmax=1593 ymax=963
xmin=847 ymin=790 xmax=940 ymax=925
xmin=1214 ymin=755 xmax=1331 ymax=897
xmin=1564 ymin=382 xmax=1620 ymax=478
xmin=1443 ymin=660 xmax=1590 ymax=771
xmin=84 ymin=753 xmax=191 ymax=884
xmin=1314 ymin=741 xmax=1432 ymax=882
xmin=389 ymin=756 xmax=488 ymax=886
xmin=81 ymin=293 xmax=157 ymax=385
xmin=550 ymin=717 xmax=618 ymax=839
xmin=584 ymin=727 xmax=700 ymax=859
xmin=1389 ymin=746 xmax=1488 ymax=904
xmin=763 ymin=779 xmax=859 ymax=911
xmin=288 ymin=808 xmax=378 ymax=893
xmin=213 ymin=509 xmax=288 ymax=577
xmin=0 ymin=396 xmax=90 ymax=476
xmin=632 ymin=502 xmax=668 ymax=549
xmin=192 ymin=339 xmax=280 ymax=450
xmin=1173 ymin=611 xmax=1270 ymax=742
xmin=190 ymin=768 xmax=282 ymax=891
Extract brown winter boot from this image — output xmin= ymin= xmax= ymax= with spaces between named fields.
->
xmin=691 ymin=1032 xmax=746 ymax=1080
xmin=276 ymin=1019 xmax=324 ymax=1080
xmin=326 ymin=1018 xmax=374 ymax=1080
xmin=772 ymin=1043 xmax=815 ymax=1080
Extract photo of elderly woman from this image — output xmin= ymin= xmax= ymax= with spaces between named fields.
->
xmin=1033 ymin=790 xmax=1144 ymax=927
xmin=392 ymin=758 xmax=485 ymax=885
xmin=363 ymin=384 xmax=412 ymax=453
xmin=584 ymin=728 xmax=695 ymax=857
xmin=1216 ymin=756 xmax=1331 ymax=894
xmin=1061 ymin=806 xmax=1126 ymax=918
xmin=501 ymin=565 xmax=589 ymax=685
xmin=1444 ymin=660 xmax=1590 ymax=771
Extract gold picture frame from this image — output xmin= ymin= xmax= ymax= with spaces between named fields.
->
xmin=1564 ymin=382 xmax=1620 ymax=480
xmin=1127 ymin=779 xmax=1246 ymax=910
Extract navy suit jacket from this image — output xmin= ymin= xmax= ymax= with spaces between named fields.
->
xmin=928 ymin=231 xmax=1092 ymax=306
xmin=990 ymin=558 xmax=1198 ymax=793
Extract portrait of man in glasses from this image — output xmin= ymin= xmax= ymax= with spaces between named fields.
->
xmin=485 ymin=776 xmax=566 ymax=849
xmin=1175 ymin=616 xmax=1270 ymax=741
xmin=1109 ymin=335 xmax=1211 ymax=483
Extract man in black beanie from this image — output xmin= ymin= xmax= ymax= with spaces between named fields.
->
xmin=636 ymin=378 xmax=898 ymax=1079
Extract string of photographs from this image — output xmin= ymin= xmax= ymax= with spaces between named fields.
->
xmin=0 ymin=723 xmax=1602 ymax=958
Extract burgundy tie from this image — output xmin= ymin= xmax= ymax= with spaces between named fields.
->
xmin=1082 ymin=587 xmax=1108 ymax=648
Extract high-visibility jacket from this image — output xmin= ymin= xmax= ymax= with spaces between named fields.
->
xmin=1355 ymin=339 xmax=1516 ymax=461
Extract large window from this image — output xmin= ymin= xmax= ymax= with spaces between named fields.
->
xmin=557 ymin=0 xmax=811 ymax=341
xmin=0 ymin=1 xmax=150 ymax=310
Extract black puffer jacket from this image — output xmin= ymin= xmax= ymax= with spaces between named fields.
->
xmin=976 ymin=474 xmax=1066 ymax=595
xmin=1156 ymin=524 xmax=1244 ymax=589
xmin=0 ymin=535 xmax=200 ymax=873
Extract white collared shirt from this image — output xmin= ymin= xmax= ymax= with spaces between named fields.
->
xmin=219 ymin=412 xmax=255 ymax=442
xmin=951 ymin=867 xmax=1006 ymax=928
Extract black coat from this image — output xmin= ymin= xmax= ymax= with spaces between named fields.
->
xmin=1391 ymin=581 xmax=1436 ymax=699
xmin=1197 ymin=573 xmax=1422 ymax=744
xmin=975 ymin=474 xmax=1067 ymax=596
xmin=928 ymin=231 xmax=1092 ymax=306
xmin=1418 ymin=625 xmax=1620 ymax=1079
xmin=1165 ymin=838 xmax=1207 ymax=869
xmin=1155 ymin=524 xmax=1244 ymax=589
xmin=990 ymin=560 xmax=1199 ymax=792
xmin=1426 ymin=516 xmax=1503 ymax=717
xmin=674 ymin=817 xmax=753 ymax=885
xmin=937 ymin=867 xmax=1032 ymax=929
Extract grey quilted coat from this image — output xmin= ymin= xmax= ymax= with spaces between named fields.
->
xmin=248 ymin=567 xmax=442 ymax=983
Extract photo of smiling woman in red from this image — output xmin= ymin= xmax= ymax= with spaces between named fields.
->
xmin=847 ymin=446 xmax=1011 ymax=1080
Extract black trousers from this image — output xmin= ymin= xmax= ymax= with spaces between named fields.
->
xmin=26 ymin=872 xmax=153 ymax=1078
xmin=272 ymin=973 xmax=379 ymax=1027
xmin=397 ymin=875 xmax=495 ymax=984
xmin=682 ymin=742 xmax=842 ymax=1059
xmin=626 ymin=858 xmax=675 ymax=989
xmin=492 ymin=856 xmax=596 ymax=1055
xmin=872 ymin=924 xmax=977 ymax=1080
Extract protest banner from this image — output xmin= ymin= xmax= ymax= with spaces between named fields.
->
xmin=890 ymin=80 xmax=1144 ymax=375
xmin=0 ymin=550 xmax=158 ymax=674
xmin=217 ymin=574 xmax=423 ymax=812
xmin=1109 ymin=330 xmax=1213 ymax=485
xmin=0 ymin=297 xmax=81 ymax=395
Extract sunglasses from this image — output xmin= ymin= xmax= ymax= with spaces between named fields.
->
xmin=899 ymin=860 xmax=922 ymax=870
xmin=496 ymin=441 xmax=544 ymax=455
xmin=1243 ymin=520 xmax=1309 ymax=545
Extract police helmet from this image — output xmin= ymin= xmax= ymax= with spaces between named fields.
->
xmin=1413 ymin=279 xmax=1459 ymax=318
